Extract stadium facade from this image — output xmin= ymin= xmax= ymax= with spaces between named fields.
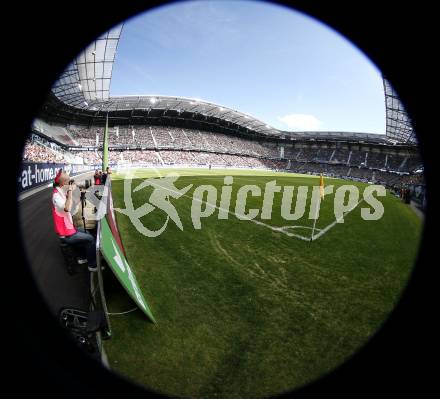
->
xmin=27 ymin=24 xmax=424 ymax=198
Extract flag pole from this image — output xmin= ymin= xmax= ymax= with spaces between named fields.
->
xmin=310 ymin=198 xmax=320 ymax=241
xmin=102 ymin=113 xmax=109 ymax=171
xmin=310 ymin=174 xmax=324 ymax=241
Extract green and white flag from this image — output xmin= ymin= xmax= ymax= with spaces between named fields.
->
xmin=100 ymin=217 xmax=156 ymax=323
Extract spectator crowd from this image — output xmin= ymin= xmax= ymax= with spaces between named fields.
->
xmin=23 ymin=139 xmax=68 ymax=163
xmin=23 ymin=125 xmax=425 ymax=191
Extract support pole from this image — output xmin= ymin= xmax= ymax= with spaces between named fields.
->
xmin=310 ymin=175 xmax=324 ymax=241
xmin=95 ymin=219 xmax=112 ymax=338
xmin=102 ymin=113 xmax=109 ymax=172
xmin=310 ymin=198 xmax=320 ymax=241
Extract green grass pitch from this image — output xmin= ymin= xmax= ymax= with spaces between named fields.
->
xmin=102 ymin=167 xmax=422 ymax=398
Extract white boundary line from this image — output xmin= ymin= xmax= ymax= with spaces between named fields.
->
xmin=311 ymin=198 xmax=365 ymax=241
xmin=119 ymin=174 xmax=319 ymax=242
xmin=146 ymin=179 xmax=313 ymax=241
xmin=118 ymin=170 xmax=368 ymax=243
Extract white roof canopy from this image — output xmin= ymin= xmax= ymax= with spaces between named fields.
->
xmin=51 ymin=24 xmax=123 ymax=106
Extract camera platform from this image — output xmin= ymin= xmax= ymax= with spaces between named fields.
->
xmin=58 ymin=308 xmax=107 ymax=354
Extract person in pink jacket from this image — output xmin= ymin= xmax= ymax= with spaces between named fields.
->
xmin=51 ymin=169 xmax=97 ymax=271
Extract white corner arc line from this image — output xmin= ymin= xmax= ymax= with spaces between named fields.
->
xmin=127 ymin=177 xmax=313 ymax=241
xmin=311 ymin=198 xmax=365 ymax=241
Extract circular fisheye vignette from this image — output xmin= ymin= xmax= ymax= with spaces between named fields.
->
xmin=18 ymin=0 xmax=425 ymax=398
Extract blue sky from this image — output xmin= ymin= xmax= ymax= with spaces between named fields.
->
xmin=110 ymin=0 xmax=385 ymax=134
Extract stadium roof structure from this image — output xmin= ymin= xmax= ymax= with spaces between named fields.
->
xmin=46 ymin=24 xmax=280 ymax=138
xmin=281 ymin=130 xmax=387 ymax=144
xmin=51 ymin=25 xmax=123 ymax=107
xmin=43 ymin=27 xmax=416 ymax=146
xmin=84 ymin=95 xmax=281 ymax=136
xmin=383 ymin=78 xmax=416 ymax=144
xmin=40 ymin=92 xmax=286 ymax=139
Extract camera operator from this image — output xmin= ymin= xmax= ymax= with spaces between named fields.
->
xmin=101 ymin=166 xmax=111 ymax=185
xmin=93 ymin=170 xmax=101 ymax=185
xmin=52 ymin=169 xmax=97 ymax=271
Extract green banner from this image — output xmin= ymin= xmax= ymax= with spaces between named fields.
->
xmin=100 ymin=217 xmax=156 ymax=323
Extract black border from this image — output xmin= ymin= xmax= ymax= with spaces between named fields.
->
xmin=7 ymin=1 xmax=435 ymax=398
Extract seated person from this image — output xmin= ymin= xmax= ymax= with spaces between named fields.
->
xmin=52 ymin=169 xmax=97 ymax=271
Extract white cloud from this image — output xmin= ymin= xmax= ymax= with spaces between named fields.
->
xmin=278 ymin=114 xmax=322 ymax=131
